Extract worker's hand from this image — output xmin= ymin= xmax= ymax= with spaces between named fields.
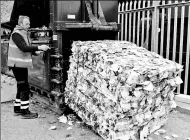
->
xmin=42 ymin=26 xmax=47 ymax=30
xmin=35 ymin=51 xmax=43 ymax=55
xmin=38 ymin=45 xmax=50 ymax=51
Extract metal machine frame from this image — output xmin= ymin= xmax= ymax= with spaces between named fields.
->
xmin=1 ymin=0 xmax=120 ymax=113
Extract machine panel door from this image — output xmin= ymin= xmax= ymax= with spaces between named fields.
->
xmin=28 ymin=30 xmax=52 ymax=92
xmin=28 ymin=52 xmax=45 ymax=89
xmin=28 ymin=48 xmax=51 ymax=91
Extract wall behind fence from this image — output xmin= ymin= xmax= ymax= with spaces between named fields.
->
xmin=118 ymin=0 xmax=190 ymax=95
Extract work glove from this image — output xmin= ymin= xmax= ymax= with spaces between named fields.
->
xmin=32 ymin=51 xmax=43 ymax=56
xmin=35 ymin=51 xmax=44 ymax=55
xmin=38 ymin=45 xmax=50 ymax=51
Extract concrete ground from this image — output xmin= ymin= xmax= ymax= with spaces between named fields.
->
xmin=1 ymin=98 xmax=190 ymax=140
xmin=1 ymin=74 xmax=190 ymax=140
xmin=1 ymin=99 xmax=102 ymax=140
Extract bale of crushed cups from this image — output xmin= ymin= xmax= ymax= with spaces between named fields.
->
xmin=65 ymin=40 xmax=183 ymax=140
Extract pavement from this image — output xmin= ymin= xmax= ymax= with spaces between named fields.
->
xmin=1 ymin=74 xmax=190 ymax=140
xmin=1 ymin=99 xmax=102 ymax=140
xmin=1 ymin=98 xmax=190 ymax=140
xmin=175 ymin=94 xmax=190 ymax=115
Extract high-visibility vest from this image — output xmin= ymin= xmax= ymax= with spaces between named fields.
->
xmin=8 ymin=27 xmax=33 ymax=68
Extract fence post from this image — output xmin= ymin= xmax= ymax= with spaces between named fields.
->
xmin=117 ymin=3 xmax=121 ymax=40
xmin=121 ymin=2 xmax=125 ymax=41
xmin=151 ymin=1 xmax=160 ymax=52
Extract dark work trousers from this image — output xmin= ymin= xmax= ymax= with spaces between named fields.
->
xmin=11 ymin=67 xmax=30 ymax=112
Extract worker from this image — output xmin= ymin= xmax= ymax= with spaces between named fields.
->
xmin=7 ymin=15 xmax=50 ymax=119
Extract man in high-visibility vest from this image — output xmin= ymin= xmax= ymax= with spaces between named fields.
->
xmin=8 ymin=15 xmax=50 ymax=119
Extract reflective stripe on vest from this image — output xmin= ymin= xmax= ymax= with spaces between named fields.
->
xmin=8 ymin=57 xmax=32 ymax=63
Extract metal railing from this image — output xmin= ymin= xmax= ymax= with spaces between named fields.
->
xmin=118 ymin=0 xmax=190 ymax=95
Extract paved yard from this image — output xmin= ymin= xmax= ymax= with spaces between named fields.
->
xmin=1 ymin=99 xmax=190 ymax=140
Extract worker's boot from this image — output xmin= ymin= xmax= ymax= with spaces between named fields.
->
xmin=13 ymin=99 xmax=22 ymax=116
xmin=21 ymin=109 xmax=38 ymax=119
xmin=14 ymin=108 xmax=22 ymax=116
xmin=20 ymin=89 xmax=38 ymax=119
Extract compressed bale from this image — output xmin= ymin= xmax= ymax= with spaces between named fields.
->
xmin=65 ymin=40 xmax=183 ymax=140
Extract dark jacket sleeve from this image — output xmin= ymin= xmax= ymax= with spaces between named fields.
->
xmin=12 ymin=33 xmax=39 ymax=52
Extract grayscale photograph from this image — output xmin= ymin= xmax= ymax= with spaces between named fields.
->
xmin=1 ymin=0 xmax=190 ymax=140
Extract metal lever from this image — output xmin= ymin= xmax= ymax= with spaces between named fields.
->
xmin=43 ymin=51 xmax=47 ymax=62
xmin=85 ymin=0 xmax=119 ymax=31
xmin=97 ymin=1 xmax=107 ymax=25
xmin=85 ymin=0 xmax=108 ymax=25
xmin=85 ymin=0 xmax=101 ymax=25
